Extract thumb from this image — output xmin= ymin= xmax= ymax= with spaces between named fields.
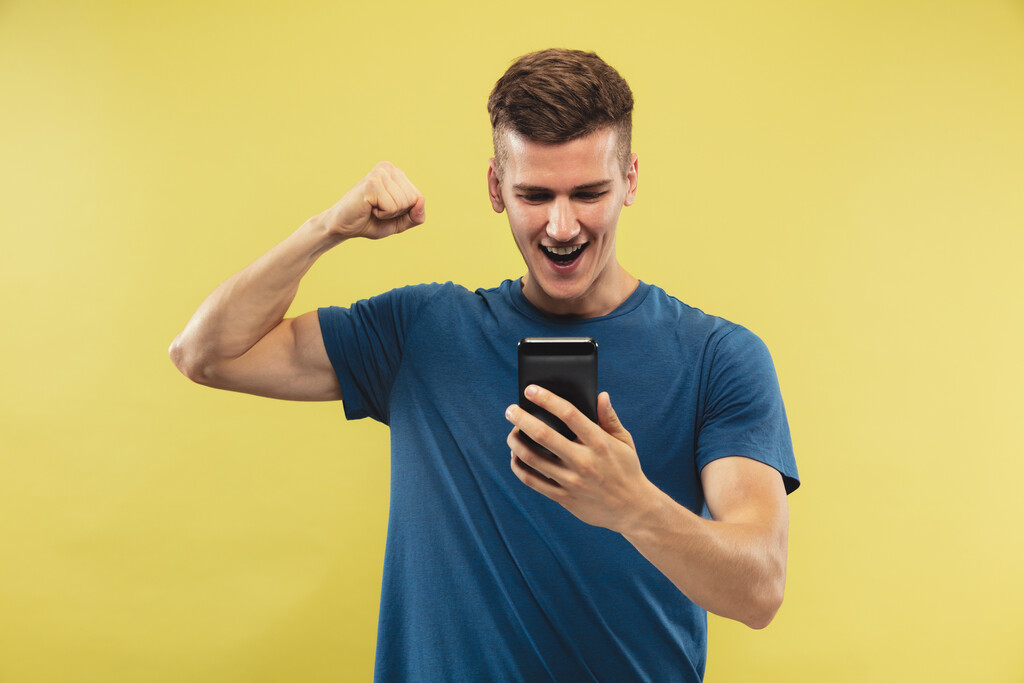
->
xmin=410 ymin=195 xmax=426 ymax=225
xmin=396 ymin=196 xmax=427 ymax=233
xmin=384 ymin=197 xmax=426 ymax=235
xmin=598 ymin=392 xmax=633 ymax=445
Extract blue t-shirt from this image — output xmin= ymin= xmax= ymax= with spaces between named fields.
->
xmin=318 ymin=279 xmax=798 ymax=682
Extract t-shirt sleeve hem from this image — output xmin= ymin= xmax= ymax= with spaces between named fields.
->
xmin=317 ymin=307 xmax=371 ymax=421
xmin=697 ymin=445 xmax=801 ymax=494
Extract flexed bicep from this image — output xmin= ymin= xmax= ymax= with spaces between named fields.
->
xmin=191 ymin=310 xmax=342 ymax=402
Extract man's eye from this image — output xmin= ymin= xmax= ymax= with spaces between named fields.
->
xmin=576 ymin=192 xmax=607 ymax=200
xmin=521 ymin=194 xmax=550 ymax=202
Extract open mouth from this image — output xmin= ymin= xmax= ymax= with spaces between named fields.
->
xmin=540 ymin=243 xmax=589 ymax=266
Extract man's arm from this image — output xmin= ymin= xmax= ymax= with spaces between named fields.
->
xmin=505 ymin=387 xmax=789 ymax=629
xmin=169 ymin=162 xmax=426 ymax=400
xmin=621 ymin=456 xmax=788 ymax=630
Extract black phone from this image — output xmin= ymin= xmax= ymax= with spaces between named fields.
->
xmin=517 ymin=337 xmax=598 ymax=457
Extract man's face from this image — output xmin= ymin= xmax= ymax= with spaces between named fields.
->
xmin=488 ymin=127 xmax=639 ymax=317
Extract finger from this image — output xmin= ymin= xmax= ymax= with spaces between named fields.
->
xmin=362 ymin=175 xmax=401 ymax=219
xmin=390 ymin=165 xmax=424 ymax=207
xmin=506 ymin=427 xmax=563 ymax=479
xmin=510 ymin=449 xmax=566 ymax=499
xmin=369 ymin=188 xmax=407 ymax=221
xmin=522 ymin=385 xmax=601 ymax=444
xmin=511 ymin=453 xmax=564 ymax=495
xmin=363 ymin=162 xmax=424 ymax=223
xmin=507 ymin=430 xmax=565 ymax=483
xmin=378 ymin=172 xmax=416 ymax=218
xmin=407 ymin=195 xmax=427 ymax=227
xmin=373 ymin=182 xmax=425 ymax=234
xmin=505 ymin=403 xmax=577 ymax=460
xmin=598 ymin=391 xmax=634 ymax=447
xmin=379 ymin=195 xmax=426 ymax=235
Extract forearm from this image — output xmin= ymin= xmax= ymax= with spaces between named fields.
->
xmin=170 ymin=214 xmax=343 ymax=375
xmin=620 ymin=484 xmax=787 ymax=629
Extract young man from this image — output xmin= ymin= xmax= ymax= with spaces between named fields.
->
xmin=171 ymin=49 xmax=799 ymax=682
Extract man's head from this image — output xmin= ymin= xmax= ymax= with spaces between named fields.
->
xmin=487 ymin=49 xmax=634 ymax=179
xmin=487 ymin=49 xmax=639 ymax=318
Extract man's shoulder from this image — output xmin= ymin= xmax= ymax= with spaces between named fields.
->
xmin=352 ymin=280 xmax=471 ymax=311
xmin=367 ymin=279 xmax=517 ymax=326
xmin=319 ymin=282 xmax=469 ymax=335
xmin=380 ymin=279 xmax=512 ymax=300
xmin=637 ymin=282 xmax=740 ymax=334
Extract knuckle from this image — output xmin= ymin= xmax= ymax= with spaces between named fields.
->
xmin=556 ymin=403 xmax=576 ymax=422
xmin=572 ymin=456 xmax=592 ymax=479
xmin=535 ymin=422 xmax=558 ymax=445
xmin=561 ymin=471 xmax=582 ymax=490
xmin=517 ymin=445 xmax=536 ymax=466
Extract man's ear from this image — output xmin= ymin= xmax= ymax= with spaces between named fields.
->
xmin=487 ymin=158 xmax=505 ymax=213
xmin=623 ymin=153 xmax=639 ymax=207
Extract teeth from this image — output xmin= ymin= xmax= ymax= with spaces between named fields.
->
xmin=545 ymin=245 xmax=583 ymax=255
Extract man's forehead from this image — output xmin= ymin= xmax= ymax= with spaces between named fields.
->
xmin=499 ymin=128 xmax=620 ymax=184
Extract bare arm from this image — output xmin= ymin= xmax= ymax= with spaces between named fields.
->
xmin=169 ymin=161 xmax=426 ymax=400
xmin=506 ymin=387 xmax=789 ymax=629
xmin=620 ymin=456 xmax=788 ymax=630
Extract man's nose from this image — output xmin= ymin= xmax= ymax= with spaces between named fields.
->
xmin=546 ymin=197 xmax=580 ymax=242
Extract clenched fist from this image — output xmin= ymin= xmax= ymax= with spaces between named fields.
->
xmin=318 ymin=161 xmax=426 ymax=241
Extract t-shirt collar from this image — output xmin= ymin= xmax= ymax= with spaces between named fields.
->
xmin=506 ymin=277 xmax=650 ymax=323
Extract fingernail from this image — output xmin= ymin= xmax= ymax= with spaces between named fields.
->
xmin=525 ymin=385 xmax=537 ymax=398
xmin=505 ymin=405 xmax=515 ymax=420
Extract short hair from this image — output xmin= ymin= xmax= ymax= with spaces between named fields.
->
xmin=487 ymin=48 xmax=634 ymax=177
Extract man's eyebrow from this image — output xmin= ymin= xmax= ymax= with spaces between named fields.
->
xmin=512 ymin=180 xmax=613 ymax=192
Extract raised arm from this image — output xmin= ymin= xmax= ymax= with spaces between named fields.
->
xmin=169 ymin=161 xmax=426 ymax=400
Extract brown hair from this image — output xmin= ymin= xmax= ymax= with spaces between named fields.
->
xmin=487 ymin=48 xmax=634 ymax=177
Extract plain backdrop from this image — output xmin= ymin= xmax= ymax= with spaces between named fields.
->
xmin=2 ymin=1 xmax=1023 ymax=681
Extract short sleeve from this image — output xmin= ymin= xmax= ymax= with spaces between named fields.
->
xmin=317 ymin=283 xmax=445 ymax=424
xmin=695 ymin=326 xmax=800 ymax=494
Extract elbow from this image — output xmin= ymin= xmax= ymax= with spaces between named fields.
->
xmin=742 ymin=578 xmax=785 ymax=630
xmin=168 ymin=335 xmax=213 ymax=385
xmin=743 ymin=602 xmax=781 ymax=631
xmin=742 ymin=534 xmax=789 ymax=630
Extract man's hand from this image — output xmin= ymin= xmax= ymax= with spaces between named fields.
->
xmin=505 ymin=385 xmax=657 ymax=532
xmin=318 ymin=161 xmax=426 ymax=241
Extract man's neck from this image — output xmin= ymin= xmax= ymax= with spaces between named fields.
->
xmin=520 ymin=265 xmax=639 ymax=319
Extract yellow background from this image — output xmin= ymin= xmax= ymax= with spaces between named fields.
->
xmin=2 ymin=1 xmax=1022 ymax=681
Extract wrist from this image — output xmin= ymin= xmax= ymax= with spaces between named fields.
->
xmin=301 ymin=212 xmax=347 ymax=257
xmin=617 ymin=479 xmax=671 ymax=540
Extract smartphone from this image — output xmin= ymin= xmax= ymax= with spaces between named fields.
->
xmin=517 ymin=337 xmax=598 ymax=457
